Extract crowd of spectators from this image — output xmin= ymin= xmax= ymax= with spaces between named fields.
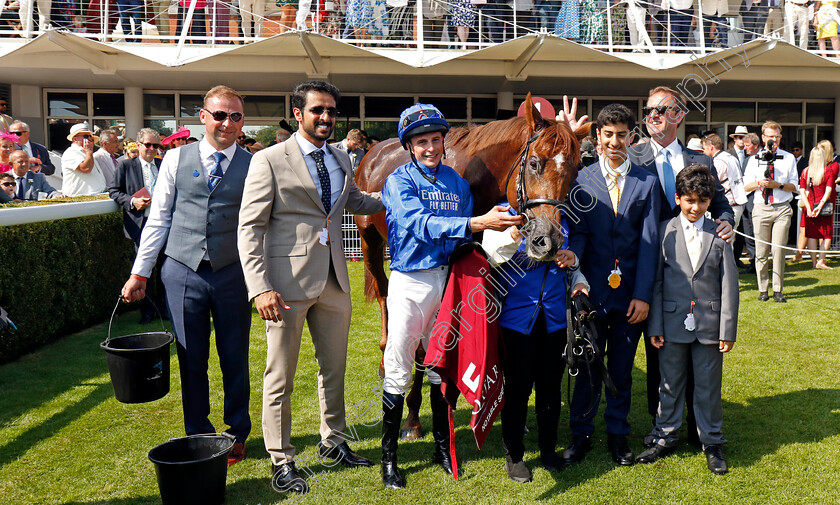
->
xmin=2 ymin=0 xmax=839 ymax=54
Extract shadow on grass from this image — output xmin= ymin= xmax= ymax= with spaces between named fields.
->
xmin=58 ymin=478 xmax=291 ymax=505
xmin=0 ymin=310 xmax=173 ymax=428
xmin=0 ymin=382 xmax=113 ymax=468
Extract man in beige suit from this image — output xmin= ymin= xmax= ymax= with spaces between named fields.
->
xmin=238 ymin=80 xmax=384 ymax=496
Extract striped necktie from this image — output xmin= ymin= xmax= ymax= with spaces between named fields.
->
xmin=209 ymin=152 xmax=224 ymax=191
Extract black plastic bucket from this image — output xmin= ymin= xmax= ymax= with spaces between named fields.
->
xmin=148 ymin=434 xmax=234 ymax=505
xmin=101 ymin=297 xmax=174 ymax=403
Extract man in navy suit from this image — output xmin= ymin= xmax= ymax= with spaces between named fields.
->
xmin=628 ymin=85 xmax=735 ymax=440
xmin=10 ymin=121 xmax=56 ymax=176
xmin=109 ymin=128 xmax=166 ymax=325
xmin=564 ymin=104 xmax=663 ymax=467
xmin=8 ymin=150 xmax=61 ymax=200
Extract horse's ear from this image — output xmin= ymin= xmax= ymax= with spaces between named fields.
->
xmin=573 ymin=121 xmax=592 ymax=141
xmin=524 ymin=93 xmax=545 ymax=134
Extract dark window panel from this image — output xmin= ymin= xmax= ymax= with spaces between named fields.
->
xmin=471 ymin=97 xmax=497 ymax=119
xmin=338 ymin=96 xmax=361 ymax=118
xmin=180 ymin=94 xmax=204 ymax=117
xmin=418 ymin=97 xmax=467 ymax=119
xmin=93 ymin=93 xmax=125 ymax=116
xmin=365 ymin=96 xmax=414 ymax=118
xmin=758 ymin=102 xmax=801 ymax=124
xmin=48 ymin=92 xmax=88 ymax=117
xmin=711 ymin=101 xmax=754 ymax=123
xmin=243 ymin=96 xmax=285 ymax=118
xmin=144 ymin=94 xmax=175 ymax=117
xmin=806 ymin=103 xmax=835 ymax=124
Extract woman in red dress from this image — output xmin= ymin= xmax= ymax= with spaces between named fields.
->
xmin=799 ymin=140 xmax=838 ymax=270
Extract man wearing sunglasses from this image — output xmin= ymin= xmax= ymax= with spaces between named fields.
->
xmin=109 ymin=128 xmax=166 ymax=325
xmin=10 ymin=121 xmax=55 ymax=176
xmin=238 ymin=80 xmax=384 ymax=496
xmin=61 ymin=122 xmax=108 ymax=197
xmin=627 ymin=86 xmax=735 ymax=450
xmin=121 ymin=86 xmax=253 ymax=467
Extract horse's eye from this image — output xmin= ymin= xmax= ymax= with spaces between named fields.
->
xmin=528 ymin=158 xmax=540 ymax=172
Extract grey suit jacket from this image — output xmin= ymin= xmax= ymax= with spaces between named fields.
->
xmin=93 ymin=148 xmax=118 ymax=188
xmin=18 ymin=171 xmax=60 ymax=200
xmin=238 ymin=137 xmax=384 ymax=302
xmin=648 ymin=216 xmax=739 ymax=345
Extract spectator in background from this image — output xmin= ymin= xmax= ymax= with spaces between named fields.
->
xmin=109 ymin=128 xmax=167 ymax=324
xmin=61 ymin=122 xmax=108 ymax=196
xmin=239 ymin=0 xmax=266 ymax=38
xmin=554 ymin=0 xmax=580 ymax=40
xmin=815 ymin=0 xmax=840 ymax=57
xmin=176 ymin=0 xmax=208 ymax=39
xmin=737 ymin=131 xmax=761 ymax=271
xmin=9 ymin=150 xmax=61 ymax=200
xmin=785 ymin=0 xmax=810 ymax=49
xmin=743 ymin=121 xmax=799 ymax=302
xmin=799 ymin=140 xmax=838 ymax=269
xmin=534 ymin=0 xmax=560 ymax=32
xmin=334 ymin=128 xmax=367 ymax=171
xmin=275 ymin=0 xmax=297 ymax=32
xmin=10 ymin=121 xmax=55 ymax=176
xmin=0 ymin=172 xmax=15 ymax=202
xmin=117 ymin=0 xmax=144 ymax=41
xmin=450 ymin=0 xmax=477 ymax=49
xmin=0 ymin=98 xmax=13 ymax=132
xmin=0 ymin=130 xmax=20 ymax=173
xmin=275 ymin=128 xmax=291 ymax=143
xmin=237 ymin=131 xmax=248 ymax=148
xmin=702 ymin=133 xmax=748 ymax=228
xmin=94 ymin=129 xmax=121 ymax=188
xmin=248 ymin=141 xmax=265 ymax=153
xmin=124 ymin=141 xmax=140 ymax=159
xmin=162 ymin=126 xmax=190 ymax=150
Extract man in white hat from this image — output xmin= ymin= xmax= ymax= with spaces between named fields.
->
xmin=726 ymin=125 xmax=749 ymax=169
xmin=61 ymin=122 xmax=108 ymax=197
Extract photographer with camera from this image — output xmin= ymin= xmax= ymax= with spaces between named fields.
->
xmin=743 ymin=121 xmax=799 ymax=303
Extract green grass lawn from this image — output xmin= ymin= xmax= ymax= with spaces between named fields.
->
xmin=1 ymin=259 xmax=839 ymax=505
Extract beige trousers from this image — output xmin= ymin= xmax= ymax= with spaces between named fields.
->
xmin=752 ymin=201 xmax=792 ymax=293
xmin=262 ymin=266 xmax=352 ymax=465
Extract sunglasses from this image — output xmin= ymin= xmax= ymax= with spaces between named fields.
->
xmin=305 ymin=106 xmax=339 ymax=117
xmin=1 ymin=182 xmax=15 ymax=188
xmin=401 ymin=108 xmax=444 ymax=129
xmin=140 ymin=142 xmax=160 ymax=149
xmin=78 ymin=134 xmax=92 ymax=139
xmin=10 ymin=131 xmax=26 ymax=135
xmin=643 ymin=105 xmax=680 ymax=117
xmin=203 ymin=109 xmax=244 ymax=122
xmin=237 ymin=135 xmax=246 ymax=139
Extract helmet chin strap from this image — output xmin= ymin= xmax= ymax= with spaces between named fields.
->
xmin=408 ymin=148 xmax=438 ymax=185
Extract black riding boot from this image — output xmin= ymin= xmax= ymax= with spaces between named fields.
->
xmin=430 ymin=383 xmax=462 ymax=476
xmin=382 ymin=391 xmax=406 ymax=489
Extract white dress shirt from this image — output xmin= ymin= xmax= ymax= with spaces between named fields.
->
xmin=650 ymin=139 xmax=687 ymax=193
xmin=743 ymin=148 xmax=799 ymax=205
xmin=294 ymin=132 xmax=345 ymax=209
xmin=680 ymin=213 xmax=705 ymax=270
xmin=713 ymin=150 xmax=748 ymax=206
xmin=599 ymin=154 xmax=631 ymax=194
xmin=131 ymin=139 xmax=239 ymax=277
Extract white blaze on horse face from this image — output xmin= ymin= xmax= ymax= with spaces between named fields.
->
xmin=552 ymin=152 xmax=565 ymax=169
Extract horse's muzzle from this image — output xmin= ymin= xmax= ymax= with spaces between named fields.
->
xmin=523 ymin=218 xmax=564 ymax=261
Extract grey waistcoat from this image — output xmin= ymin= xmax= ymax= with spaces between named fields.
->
xmin=164 ymin=142 xmax=251 ymax=272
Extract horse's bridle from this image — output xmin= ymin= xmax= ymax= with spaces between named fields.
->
xmin=503 ymin=128 xmax=566 ymax=218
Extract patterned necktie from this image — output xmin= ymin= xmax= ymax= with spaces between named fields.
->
xmin=662 ymin=149 xmax=676 ymax=210
xmin=608 ymin=173 xmax=621 ymax=215
xmin=310 ymin=149 xmax=332 ymax=214
xmin=687 ymin=224 xmax=702 ymax=270
xmin=208 ymin=151 xmax=224 ymax=191
xmin=16 ymin=176 xmax=25 ymax=200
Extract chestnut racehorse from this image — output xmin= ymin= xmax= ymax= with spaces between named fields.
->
xmin=354 ymin=94 xmax=590 ymax=439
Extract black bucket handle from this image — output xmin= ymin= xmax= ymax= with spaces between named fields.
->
xmin=158 ymin=433 xmax=236 ymax=463
xmin=107 ymin=295 xmax=168 ymax=344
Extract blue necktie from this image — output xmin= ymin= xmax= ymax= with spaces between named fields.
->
xmin=208 ymin=152 xmax=224 ymax=191
xmin=16 ymin=176 xmax=25 ymax=200
xmin=662 ymin=149 xmax=676 ymax=210
xmin=310 ymin=149 xmax=332 ymax=214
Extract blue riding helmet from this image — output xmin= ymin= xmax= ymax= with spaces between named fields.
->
xmin=398 ymin=104 xmax=450 ymax=149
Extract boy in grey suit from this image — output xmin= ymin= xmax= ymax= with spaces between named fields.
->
xmin=637 ymin=164 xmax=738 ymax=475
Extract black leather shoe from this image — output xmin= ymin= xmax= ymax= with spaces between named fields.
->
xmin=773 ymin=292 xmax=787 ymax=303
xmin=562 ymin=435 xmax=592 ymax=466
xmin=635 ymin=444 xmax=675 ymax=464
xmin=540 ymin=451 xmax=566 ymax=473
xmin=317 ymin=441 xmax=373 ymax=467
xmin=607 ymin=434 xmax=634 ymax=466
xmin=271 ymin=462 xmax=308 ymax=494
xmin=758 ymin=292 xmax=769 ymax=302
xmin=704 ymin=445 xmax=728 ymax=475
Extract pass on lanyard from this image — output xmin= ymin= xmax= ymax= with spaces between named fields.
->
xmin=318 ymin=218 xmax=330 ymax=247
xmin=684 ymin=300 xmax=696 ymax=331
xmin=608 ymin=259 xmax=622 ymax=289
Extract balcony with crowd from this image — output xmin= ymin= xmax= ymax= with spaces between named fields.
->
xmin=1 ymin=0 xmax=839 ymax=56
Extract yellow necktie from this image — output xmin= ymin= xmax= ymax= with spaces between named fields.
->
xmin=608 ymin=174 xmax=621 ymax=215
